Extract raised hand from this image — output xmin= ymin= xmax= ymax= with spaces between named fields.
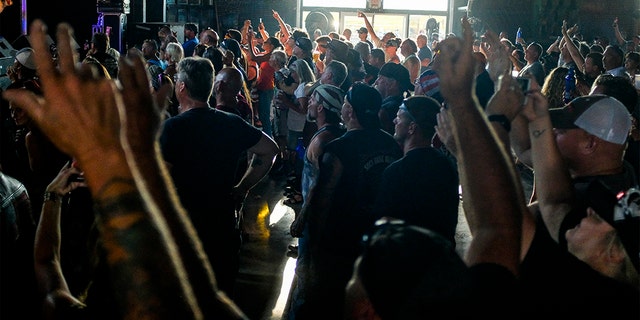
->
xmin=566 ymin=23 xmax=579 ymax=37
xmin=2 ymin=20 xmax=127 ymax=192
xmin=435 ymin=107 xmax=458 ymax=157
xmin=485 ymin=74 xmax=527 ymax=121
xmin=482 ymin=29 xmax=512 ymax=83
xmin=561 ymin=20 xmax=569 ymax=37
xmin=46 ymin=161 xmax=87 ymax=196
xmin=432 ymin=15 xmax=475 ymax=105
xmin=519 ymin=72 xmax=549 ymax=123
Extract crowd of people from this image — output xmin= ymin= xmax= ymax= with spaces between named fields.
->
xmin=0 ymin=8 xmax=639 ymax=320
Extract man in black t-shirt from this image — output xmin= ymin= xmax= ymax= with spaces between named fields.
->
xmin=160 ymin=58 xmax=278 ymax=295
xmin=373 ymin=96 xmax=459 ymax=245
xmin=299 ymin=83 xmax=402 ymax=319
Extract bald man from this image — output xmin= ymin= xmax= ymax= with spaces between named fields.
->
xmin=200 ymin=28 xmax=219 ymax=47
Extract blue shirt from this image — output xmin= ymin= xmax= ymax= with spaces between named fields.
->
xmin=182 ymin=37 xmax=199 ymax=57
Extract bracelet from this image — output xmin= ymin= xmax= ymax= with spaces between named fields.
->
xmin=488 ymin=114 xmax=511 ymax=133
xmin=43 ymin=191 xmax=61 ymax=203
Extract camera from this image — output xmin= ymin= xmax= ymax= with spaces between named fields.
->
xmin=274 ymin=68 xmax=295 ymax=88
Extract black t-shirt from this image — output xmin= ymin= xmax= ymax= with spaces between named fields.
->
xmin=521 ymin=214 xmax=640 ymax=318
xmin=160 ymin=107 xmax=262 ymax=232
xmin=373 ymin=147 xmax=460 ymax=244
xmin=559 ymin=163 xmax=638 ymax=249
xmin=312 ymin=128 xmax=402 ymax=256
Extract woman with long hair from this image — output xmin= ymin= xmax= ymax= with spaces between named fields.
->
xmin=541 ymin=66 xmax=569 ymax=109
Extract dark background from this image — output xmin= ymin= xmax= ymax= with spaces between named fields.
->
xmin=0 ymin=0 xmax=298 ymax=51
xmin=1 ymin=0 xmax=638 ymax=53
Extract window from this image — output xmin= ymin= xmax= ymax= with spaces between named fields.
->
xmin=302 ymin=0 xmax=365 ymax=8
xmin=302 ymin=0 xmax=448 ymax=11
xmin=384 ymin=0 xmax=448 ymax=11
xmin=369 ymin=14 xmax=406 ymax=40
xmin=408 ymin=15 xmax=447 ymax=40
xmin=300 ymin=0 xmax=452 ymax=40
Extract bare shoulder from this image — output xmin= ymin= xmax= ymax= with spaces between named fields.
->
xmin=308 ymin=130 xmax=342 ymax=164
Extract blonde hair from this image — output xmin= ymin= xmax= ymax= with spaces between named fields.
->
xmin=290 ymin=59 xmax=315 ymax=84
xmin=165 ymin=42 xmax=184 ymax=63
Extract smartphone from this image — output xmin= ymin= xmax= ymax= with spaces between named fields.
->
xmin=259 ymin=18 xmax=262 ymax=24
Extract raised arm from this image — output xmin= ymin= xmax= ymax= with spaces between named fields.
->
xmin=117 ymin=53 xmax=249 ymax=319
xmin=244 ymin=31 xmax=270 ymax=64
xmin=272 ymin=10 xmax=291 ymax=44
xmin=3 ymin=20 xmax=233 ymax=319
xmin=561 ymin=21 xmax=585 ymax=70
xmin=519 ymin=80 xmax=574 ymax=243
xmin=510 ymin=50 xmax=525 ymax=72
xmin=258 ymin=20 xmax=269 ymax=42
xmin=357 ymin=11 xmax=381 ymax=47
xmin=481 ymin=30 xmax=533 ymax=168
xmin=432 ymin=16 xmax=522 ymax=275
xmin=546 ymin=37 xmax=561 ymax=55
xmin=33 ymin=162 xmax=88 ymax=318
xmin=483 ymin=30 xmax=513 ymax=84
xmin=240 ymin=20 xmax=252 ymax=46
xmin=612 ymin=17 xmax=627 ymax=46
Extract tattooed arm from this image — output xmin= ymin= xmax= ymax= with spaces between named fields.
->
xmin=4 ymin=20 xmax=246 ymax=319
xmin=519 ymin=78 xmax=574 ymax=243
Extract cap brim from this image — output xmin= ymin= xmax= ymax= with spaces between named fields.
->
xmin=549 ymin=108 xmax=579 ymax=129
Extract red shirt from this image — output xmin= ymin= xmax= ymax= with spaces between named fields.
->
xmin=256 ymin=60 xmax=275 ymax=91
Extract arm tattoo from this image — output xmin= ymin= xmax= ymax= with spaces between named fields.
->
xmin=532 ymin=128 xmax=547 ymax=138
xmin=93 ymin=191 xmax=147 ymax=218
xmin=93 ymin=191 xmax=199 ymax=318
xmin=94 ymin=177 xmax=138 ymax=200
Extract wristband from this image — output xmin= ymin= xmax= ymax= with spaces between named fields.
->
xmin=488 ymin=114 xmax=511 ymax=133
xmin=44 ymin=191 xmax=61 ymax=203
